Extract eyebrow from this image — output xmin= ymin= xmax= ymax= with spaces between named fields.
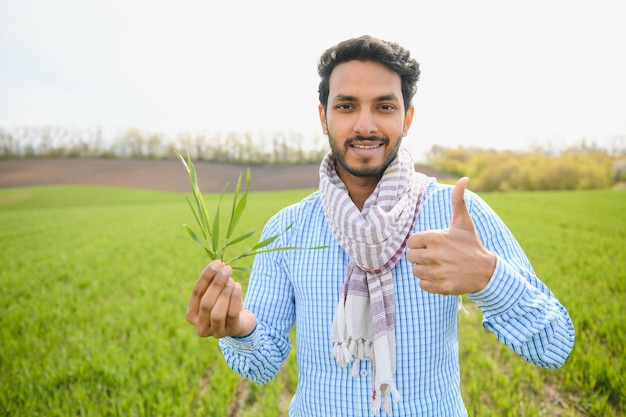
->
xmin=332 ymin=93 xmax=400 ymax=102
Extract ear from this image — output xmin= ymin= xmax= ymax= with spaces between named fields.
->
xmin=318 ymin=104 xmax=328 ymax=135
xmin=402 ymin=105 xmax=414 ymax=137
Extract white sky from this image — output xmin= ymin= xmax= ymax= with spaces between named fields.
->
xmin=1 ymin=0 xmax=625 ymax=161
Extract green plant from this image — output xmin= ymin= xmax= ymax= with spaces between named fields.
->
xmin=176 ymin=152 xmax=325 ymax=272
xmin=1 ymin=186 xmax=625 ymax=416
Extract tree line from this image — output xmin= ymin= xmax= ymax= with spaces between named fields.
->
xmin=426 ymin=142 xmax=626 ymax=191
xmin=2 ymin=126 xmax=625 ymax=191
xmin=0 ymin=126 xmax=329 ymax=165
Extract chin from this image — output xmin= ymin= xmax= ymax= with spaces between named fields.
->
xmin=342 ymin=160 xmax=389 ymax=178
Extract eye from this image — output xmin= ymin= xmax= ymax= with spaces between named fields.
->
xmin=378 ymin=104 xmax=396 ymax=112
xmin=335 ymin=103 xmax=354 ymax=111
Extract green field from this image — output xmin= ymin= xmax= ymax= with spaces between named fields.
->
xmin=1 ymin=185 xmax=624 ymax=416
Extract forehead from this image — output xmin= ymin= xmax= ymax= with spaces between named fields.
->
xmin=328 ymin=60 xmax=402 ymax=99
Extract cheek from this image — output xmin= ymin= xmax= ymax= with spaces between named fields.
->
xmin=327 ymin=118 xmax=358 ymax=141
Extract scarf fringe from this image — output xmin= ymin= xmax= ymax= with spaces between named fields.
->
xmin=371 ymin=385 xmax=401 ymax=416
xmin=333 ymin=341 xmax=352 ymax=367
xmin=333 ymin=338 xmax=374 ymax=367
xmin=458 ymin=295 xmax=468 ymax=314
xmin=335 ymin=337 xmax=401 ymax=416
xmin=334 ymin=343 xmax=360 ymax=377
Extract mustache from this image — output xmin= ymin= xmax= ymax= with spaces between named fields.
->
xmin=345 ymin=135 xmax=389 ymax=145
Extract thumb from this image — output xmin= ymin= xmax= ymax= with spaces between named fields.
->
xmin=450 ymin=177 xmax=473 ymax=230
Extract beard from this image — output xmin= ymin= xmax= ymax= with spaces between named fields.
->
xmin=329 ymin=134 xmax=403 ymax=178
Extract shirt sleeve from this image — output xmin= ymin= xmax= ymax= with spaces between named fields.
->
xmin=465 ymin=192 xmax=575 ymax=369
xmin=218 ymin=320 xmax=291 ymax=384
xmin=218 ymin=205 xmax=298 ymax=385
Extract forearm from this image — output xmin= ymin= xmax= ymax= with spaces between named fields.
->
xmin=468 ymin=256 xmax=575 ymax=368
xmin=219 ymin=321 xmax=291 ymax=384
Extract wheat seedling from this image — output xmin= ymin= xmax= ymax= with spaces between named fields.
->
xmin=176 ymin=152 xmax=326 ymax=272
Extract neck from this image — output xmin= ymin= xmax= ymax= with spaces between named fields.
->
xmin=336 ymin=165 xmax=380 ymax=211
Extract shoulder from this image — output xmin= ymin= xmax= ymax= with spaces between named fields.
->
xmin=262 ymin=191 xmax=323 ymax=235
xmin=418 ymin=180 xmax=497 ymax=227
xmin=268 ymin=191 xmax=321 ymax=220
xmin=422 ymin=180 xmax=490 ymax=210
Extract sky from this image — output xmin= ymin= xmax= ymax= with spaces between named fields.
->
xmin=1 ymin=0 xmax=625 ymax=161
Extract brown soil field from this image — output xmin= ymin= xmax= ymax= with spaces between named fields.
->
xmin=0 ymin=158 xmax=452 ymax=192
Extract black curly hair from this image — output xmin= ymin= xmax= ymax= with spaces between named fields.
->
xmin=317 ymin=35 xmax=421 ymax=113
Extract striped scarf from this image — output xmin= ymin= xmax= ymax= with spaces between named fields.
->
xmin=320 ymin=146 xmax=433 ymax=415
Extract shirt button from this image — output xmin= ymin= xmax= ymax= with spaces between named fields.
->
xmin=360 ymin=369 xmax=368 ymax=377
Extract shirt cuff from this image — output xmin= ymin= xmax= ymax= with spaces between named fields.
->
xmin=219 ymin=324 xmax=260 ymax=353
xmin=467 ymin=255 xmax=528 ymax=316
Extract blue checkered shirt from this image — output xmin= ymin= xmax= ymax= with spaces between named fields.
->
xmin=219 ymin=181 xmax=575 ymax=416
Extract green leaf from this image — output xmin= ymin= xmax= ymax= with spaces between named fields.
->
xmin=185 ymin=196 xmax=207 ymax=241
xmin=254 ymin=245 xmax=329 ymax=255
xmin=231 ymin=266 xmax=253 ymax=273
xmin=177 ymin=152 xmax=213 ymax=242
xmin=175 ymin=151 xmax=189 ymax=172
xmin=191 ymin=168 xmax=210 ymax=233
xmin=226 ymin=172 xmax=243 ymax=239
xmin=212 ymin=184 xmax=228 ymax=258
xmin=226 ymin=245 xmax=328 ymax=264
xmin=182 ymin=224 xmax=204 ymax=246
xmin=202 ymin=246 xmax=217 ymax=259
xmin=183 ymin=224 xmax=216 ymax=259
xmin=226 ymin=170 xmax=249 ymax=242
xmin=250 ymin=234 xmax=281 ymax=251
xmin=196 ymin=192 xmax=213 ymax=241
xmin=224 ymin=229 xmax=258 ymax=248
xmin=242 ymin=223 xmax=294 ymax=253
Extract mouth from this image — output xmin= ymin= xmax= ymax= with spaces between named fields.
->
xmin=349 ymin=140 xmax=384 ymax=157
xmin=351 ymin=143 xmax=382 ymax=150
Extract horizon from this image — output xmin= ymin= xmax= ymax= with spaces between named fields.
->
xmin=1 ymin=0 xmax=625 ymax=162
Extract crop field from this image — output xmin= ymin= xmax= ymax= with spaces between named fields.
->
xmin=0 ymin=185 xmax=624 ymax=416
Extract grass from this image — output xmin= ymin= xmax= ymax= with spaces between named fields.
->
xmin=0 ymin=185 xmax=624 ymax=416
xmin=471 ymin=190 xmax=626 ymax=416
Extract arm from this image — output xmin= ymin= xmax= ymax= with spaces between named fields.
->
xmin=218 ymin=211 xmax=297 ymax=384
xmin=467 ymin=254 xmax=575 ymax=368
xmin=407 ymin=178 xmax=574 ymax=368
xmin=465 ymin=193 xmax=575 ymax=368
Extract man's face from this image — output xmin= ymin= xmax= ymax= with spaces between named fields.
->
xmin=319 ymin=60 xmax=413 ymax=179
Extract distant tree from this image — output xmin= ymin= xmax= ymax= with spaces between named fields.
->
xmin=0 ymin=126 xmax=620 ymax=192
xmin=427 ymin=144 xmax=616 ymax=191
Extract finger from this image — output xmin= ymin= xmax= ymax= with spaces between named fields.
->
xmin=417 ymin=277 xmax=451 ymax=295
xmin=226 ymin=282 xmax=244 ymax=328
xmin=412 ymin=265 xmax=437 ymax=293
xmin=197 ymin=265 xmax=232 ymax=322
xmin=407 ymin=231 xmax=428 ymax=249
xmin=210 ymin=279 xmax=235 ymax=337
xmin=208 ymin=264 xmax=231 ymax=290
xmin=406 ymin=247 xmax=426 ymax=265
xmin=450 ymin=177 xmax=473 ymax=230
xmin=186 ymin=260 xmax=223 ymax=323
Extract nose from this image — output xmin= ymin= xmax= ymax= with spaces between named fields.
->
xmin=353 ymin=109 xmax=377 ymax=135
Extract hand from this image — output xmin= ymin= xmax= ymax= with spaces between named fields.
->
xmin=185 ymin=260 xmax=257 ymax=338
xmin=407 ymin=177 xmax=496 ymax=295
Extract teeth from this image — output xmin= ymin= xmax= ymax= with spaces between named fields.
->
xmin=353 ymin=144 xmax=379 ymax=149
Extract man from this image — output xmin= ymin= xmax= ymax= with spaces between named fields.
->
xmin=185 ymin=35 xmax=575 ymax=416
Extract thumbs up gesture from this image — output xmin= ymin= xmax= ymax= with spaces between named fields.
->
xmin=406 ymin=177 xmax=497 ymax=295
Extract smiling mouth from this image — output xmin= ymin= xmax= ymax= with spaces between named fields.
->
xmin=351 ymin=143 xmax=382 ymax=149
xmin=348 ymin=141 xmax=385 ymax=158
